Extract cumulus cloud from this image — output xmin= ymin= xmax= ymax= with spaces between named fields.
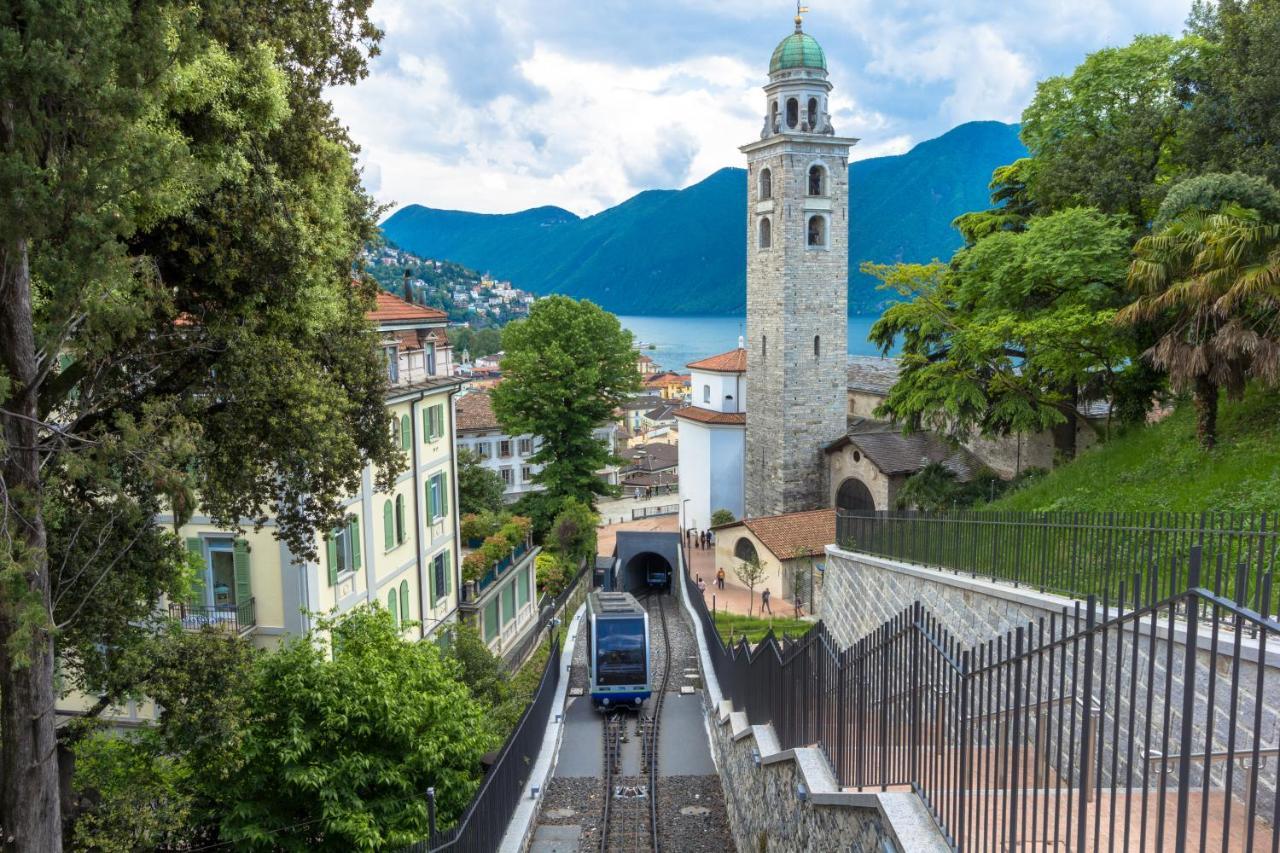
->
xmin=329 ymin=0 xmax=1192 ymax=216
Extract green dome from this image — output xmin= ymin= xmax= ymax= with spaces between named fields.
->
xmin=769 ymin=31 xmax=827 ymax=74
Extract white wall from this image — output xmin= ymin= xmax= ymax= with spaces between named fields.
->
xmin=458 ymin=430 xmax=543 ymax=500
xmin=678 ymin=421 xmax=744 ymax=531
xmin=709 ymin=426 xmax=745 ymax=523
xmin=691 ymin=369 xmax=746 ymax=414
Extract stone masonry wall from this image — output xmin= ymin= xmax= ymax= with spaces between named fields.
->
xmin=709 ymin=714 xmax=891 ymax=853
xmin=821 ymin=548 xmax=1280 ymax=814
xmin=745 ymin=136 xmax=850 ymax=519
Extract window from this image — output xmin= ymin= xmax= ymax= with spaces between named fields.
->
xmin=422 ymin=404 xmax=445 ymax=442
xmin=187 ymin=537 xmax=249 ymax=610
xmin=426 ymin=343 xmax=437 ymax=375
xmin=807 ymin=97 xmax=818 ymax=129
xmin=399 ymin=580 xmax=411 ymax=624
xmin=518 ymin=437 xmax=533 ymax=455
xmin=387 ymin=589 xmax=399 ymax=628
xmin=807 ymin=214 xmax=826 ymax=247
xmin=759 ymin=167 xmax=772 ymax=200
xmin=400 ymin=414 xmax=410 ymax=451
xmin=808 ymin=164 xmax=825 ymax=196
xmin=395 ymin=494 xmax=407 ymax=545
xmin=326 ymin=515 xmax=361 ymax=585
xmin=484 ymin=599 xmax=499 ymax=641
xmin=769 ymin=100 xmax=779 ymax=132
xmin=517 ymin=566 xmax=530 ymax=608
xmin=521 ymin=465 xmax=533 ymax=483
xmin=762 ymin=335 xmax=767 ymax=361
xmin=786 ymin=97 xmax=798 ymax=129
xmin=499 ymin=439 xmax=512 ymax=458
xmin=432 ymin=551 xmax=448 ymax=604
xmin=500 ymin=467 xmax=513 ymax=486
xmin=758 ymin=216 xmax=771 ymax=249
xmin=426 ymin=473 xmax=447 ymax=520
xmin=475 ymin=440 xmax=491 ymax=460
xmin=384 ymin=346 xmax=399 ymax=383
xmin=734 ymin=537 xmax=759 ymax=563
xmin=703 ymin=384 xmax=711 ymax=403
xmin=814 ymin=335 xmax=821 ymax=358
xmin=501 ymin=581 xmax=516 ymax=625
xmin=390 ymin=416 xmax=401 ymax=448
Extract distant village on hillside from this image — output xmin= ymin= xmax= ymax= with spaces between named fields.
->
xmin=363 ymin=242 xmax=536 ymax=328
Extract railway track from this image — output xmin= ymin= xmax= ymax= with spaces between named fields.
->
xmin=599 ymin=590 xmax=672 ymax=853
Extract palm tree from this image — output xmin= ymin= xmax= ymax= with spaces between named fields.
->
xmin=1122 ymin=204 xmax=1280 ymax=449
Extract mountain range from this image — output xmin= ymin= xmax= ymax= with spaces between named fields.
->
xmin=381 ymin=121 xmax=1028 ymax=315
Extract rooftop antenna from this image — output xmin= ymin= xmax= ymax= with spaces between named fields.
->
xmin=795 ymin=2 xmax=808 ymax=31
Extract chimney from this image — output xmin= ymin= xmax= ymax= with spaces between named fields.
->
xmin=738 ymin=335 xmax=745 ymax=350
xmin=402 ymin=269 xmax=413 ymax=303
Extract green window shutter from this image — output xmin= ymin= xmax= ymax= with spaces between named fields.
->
xmin=349 ymin=517 xmax=362 ymax=570
xmin=399 ymin=580 xmax=410 ymax=622
xmin=439 ymin=473 xmax=448 ymax=515
xmin=444 ymin=550 xmax=452 ymax=595
xmin=326 ymin=534 xmax=338 ymax=586
xmin=422 ymin=407 xmax=430 ymax=439
xmin=435 ymin=404 xmax=445 ymax=439
xmin=233 ymin=539 xmax=252 ymax=606
xmin=383 ymin=500 xmax=394 ymax=550
xmin=388 ymin=589 xmax=398 ymax=628
xmin=426 ymin=478 xmax=437 ymax=520
xmin=396 ymin=495 xmax=406 ymax=544
xmin=186 ymin=537 xmax=207 ymax=605
xmin=401 ymin=414 xmax=411 ymax=451
xmin=427 ymin=554 xmax=435 ymax=605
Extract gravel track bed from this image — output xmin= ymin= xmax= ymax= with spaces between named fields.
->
xmin=655 ymin=774 xmax=735 ymax=852
xmin=569 ymin=609 xmax=589 ymax=693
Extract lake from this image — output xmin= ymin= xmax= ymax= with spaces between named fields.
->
xmin=617 ymin=315 xmax=888 ymax=373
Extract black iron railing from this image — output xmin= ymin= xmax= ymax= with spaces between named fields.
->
xmin=500 ymin=559 xmax=589 ymax=672
xmin=169 ymin=598 xmax=256 ymax=633
xmin=686 ymin=545 xmax=1280 ymax=851
xmin=400 ymin=632 xmax=562 ymax=853
xmin=836 ymin=509 xmax=1280 ymax=611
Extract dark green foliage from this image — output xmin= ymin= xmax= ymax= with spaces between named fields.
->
xmin=365 ymin=243 xmax=520 ymax=327
xmin=492 ymin=297 xmax=639 ymax=504
xmin=896 ymin=463 xmax=1035 ymax=511
xmin=381 ymin=122 xmax=1029 ymax=315
xmin=446 ymin=622 xmax=524 ymax=736
xmin=1154 ymin=171 xmax=1280 ymax=228
xmin=457 ymin=448 xmax=506 ymax=515
xmin=449 ymin=326 xmax=503 ymax=359
xmin=545 ymin=498 xmax=599 ymax=568
xmin=710 ymin=509 xmax=736 ymax=526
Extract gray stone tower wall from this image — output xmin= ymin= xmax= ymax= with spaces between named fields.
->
xmin=744 ymin=136 xmax=851 ymax=518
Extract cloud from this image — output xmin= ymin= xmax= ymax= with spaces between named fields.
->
xmin=329 ymin=1 xmax=1193 ymax=217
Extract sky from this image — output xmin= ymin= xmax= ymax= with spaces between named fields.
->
xmin=327 ymin=0 xmax=1193 ymax=218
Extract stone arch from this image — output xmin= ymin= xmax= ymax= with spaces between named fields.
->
xmin=734 ymin=536 xmax=758 ymax=562
xmin=807 ymin=97 xmax=818 ymax=129
xmin=759 ymin=167 xmax=772 ymax=200
xmin=836 ymin=477 xmax=876 ymax=513
xmin=758 ymin=216 xmax=771 ymax=249
xmin=786 ymin=98 xmax=799 ymax=129
xmin=770 ymin=100 xmax=780 ymax=132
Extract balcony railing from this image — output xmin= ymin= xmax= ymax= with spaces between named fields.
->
xmin=169 ymin=598 xmax=256 ymax=634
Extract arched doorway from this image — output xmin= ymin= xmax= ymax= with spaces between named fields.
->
xmin=836 ymin=477 xmax=875 ymax=513
xmin=621 ymin=551 xmax=672 ymax=591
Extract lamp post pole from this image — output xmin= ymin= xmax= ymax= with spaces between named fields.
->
xmin=682 ymin=498 xmax=691 ymax=533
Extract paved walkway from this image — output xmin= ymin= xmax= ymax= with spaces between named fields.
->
xmin=595 ymin=491 xmax=680 ymax=527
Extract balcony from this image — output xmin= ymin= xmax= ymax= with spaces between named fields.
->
xmin=169 ymin=598 xmax=256 ymax=634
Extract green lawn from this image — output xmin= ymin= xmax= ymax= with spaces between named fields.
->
xmin=713 ymin=610 xmax=813 ymax=645
xmin=987 ymin=386 xmax=1280 ymax=514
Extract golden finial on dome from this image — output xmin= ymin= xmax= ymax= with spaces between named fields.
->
xmin=795 ymin=2 xmax=808 ymax=31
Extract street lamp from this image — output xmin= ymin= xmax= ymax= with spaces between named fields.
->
xmin=681 ymin=498 xmax=690 ymax=532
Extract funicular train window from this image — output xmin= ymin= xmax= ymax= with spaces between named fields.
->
xmin=596 ymin=619 xmax=646 ymax=686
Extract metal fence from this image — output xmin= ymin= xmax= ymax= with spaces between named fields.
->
xmin=401 ymin=632 xmax=562 ymax=853
xmin=169 ymin=597 xmax=256 ymax=634
xmin=687 ymin=546 xmax=1280 ymax=851
xmin=632 ymin=504 xmax=679 ymax=520
xmin=501 ymin=559 xmax=589 ymax=672
xmin=837 ymin=509 xmax=1280 ymax=611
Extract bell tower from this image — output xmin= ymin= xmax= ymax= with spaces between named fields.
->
xmin=743 ymin=11 xmax=857 ymax=518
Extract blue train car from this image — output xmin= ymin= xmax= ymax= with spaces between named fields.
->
xmin=586 ymin=591 xmax=651 ymax=709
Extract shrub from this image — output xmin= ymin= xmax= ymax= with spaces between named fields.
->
xmin=460 ymin=513 xmax=489 ymax=543
xmin=535 ymin=552 xmax=569 ymax=597
xmin=462 ymin=551 xmax=489 ymax=583
xmin=710 ymin=508 xmax=736 ymax=526
xmin=480 ymin=534 xmax=508 ymax=564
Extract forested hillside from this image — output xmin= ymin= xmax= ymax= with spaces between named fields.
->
xmin=382 ymin=121 xmax=1027 ymax=315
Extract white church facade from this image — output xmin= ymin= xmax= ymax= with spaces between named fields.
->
xmin=675 ymin=345 xmax=747 ymax=532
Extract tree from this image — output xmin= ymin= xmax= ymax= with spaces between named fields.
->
xmin=491 ymin=296 xmax=639 ymax=505
xmin=210 ymin=608 xmax=496 ymax=851
xmin=869 ymin=208 xmax=1148 ymax=455
xmin=1123 ymin=203 xmax=1280 ymax=448
xmin=0 ymin=1 xmax=387 ymax=845
xmin=710 ymin=509 xmax=736 ymax=526
xmin=457 ymin=448 xmax=506 ymax=515
xmin=734 ymin=554 xmax=768 ymax=619
xmin=1155 ymin=172 xmax=1280 ymax=229
xmin=546 ymin=497 xmax=599 ymax=569
xmin=1020 ymin=34 xmax=1195 ymax=224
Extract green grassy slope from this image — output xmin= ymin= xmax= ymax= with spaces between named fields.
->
xmin=988 ymin=387 xmax=1280 ymax=513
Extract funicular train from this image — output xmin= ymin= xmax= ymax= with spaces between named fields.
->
xmin=586 ymin=591 xmax=651 ymax=709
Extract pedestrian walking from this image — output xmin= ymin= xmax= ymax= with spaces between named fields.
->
xmin=761 ymin=587 xmax=772 ymax=614
xmin=716 ymin=567 xmax=725 ymax=590
xmin=794 ymin=592 xmax=804 ymax=618
xmin=701 ymin=530 xmax=709 ymax=548
xmin=697 ymin=576 xmax=707 ymax=597
xmin=634 ymin=487 xmax=642 ymax=501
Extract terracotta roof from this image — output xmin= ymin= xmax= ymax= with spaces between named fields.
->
xmin=828 ymin=428 xmax=980 ymax=480
xmin=455 ymin=390 xmax=500 ymax=431
xmin=368 ymin=290 xmax=447 ymax=325
xmin=714 ymin=509 xmax=835 ymax=560
xmin=644 ymin=371 xmax=688 ymax=387
xmin=674 ymin=406 xmax=746 ymax=426
xmin=688 ymin=347 xmax=746 ymax=373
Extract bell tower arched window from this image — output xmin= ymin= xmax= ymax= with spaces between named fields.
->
xmin=759 ymin=167 xmax=772 ymax=201
xmin=814 ymin=335 xmax=821 ymax=358
xmin=808 ymin=164 xmax=826 ymax=196
xmin=807 ymin=215 xmax=826 ymax=247
xmin=807 ymin=97 xmax=818 ymax=129
xmin=758 ymin=216 xmax=771 ymax=249
xmin=786 ymin=98 xmax=799 ymax=129
xmin=770 ymin=100 xmax=780 ymax=132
